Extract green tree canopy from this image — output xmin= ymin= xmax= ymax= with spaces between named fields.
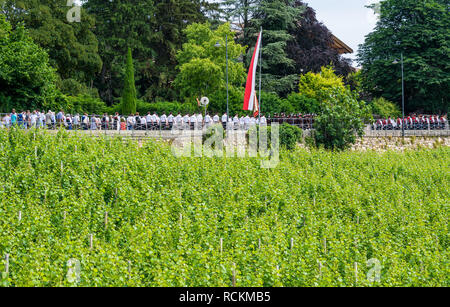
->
xmin=174 ymin=22 xmax=246 ymax=104
xmin=1 ymin=0 xmax=102 ymax=90
xmin=289 ymin=66 xmax=348 ymax=114
xmin=357 ymin=0 xmax=450 ymax=113
xmin=84 ymin=0 xmax=215 ymax=104
xmin=0 ymin=15 xmax=57 ymax=112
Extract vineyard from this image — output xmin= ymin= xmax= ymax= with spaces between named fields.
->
xmin=0 ymin=128 xmax=448 ymax=287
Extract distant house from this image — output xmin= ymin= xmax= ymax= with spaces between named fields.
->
xmin=231 ymin=23 xmax=353 ymax=55
xmin=331 ymin=35 xmax=353 ymax=55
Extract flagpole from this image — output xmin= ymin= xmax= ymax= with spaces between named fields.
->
xmin=258 ymin=27 xmax=262 ymax=122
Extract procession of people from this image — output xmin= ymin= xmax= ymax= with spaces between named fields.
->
xmin=0 ymin=109 xmax=271 ymax=131
xmin=1 ymin=109 xmax=447 ymax=132
xmin=373 ymin=114 xmax=447 ymax=130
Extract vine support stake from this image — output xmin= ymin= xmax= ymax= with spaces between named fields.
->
xmin=324 ymin=238 xmax=327 ymax=254
xmin=318 ymin=261 xmax=322 ymax=278
xmin=258 ymin=238 xmax=261 ymax=249
xmin=290 ymin=238 xmax=294 ymax=250
xmin=354 ymin=262 xmax=358 ymax=284
xmin=89 ymin=234 xmax=93 ymax=250
xmin=5 ymin=254 xmax=9 ymax=274
xmin=220 ymin=238 xmax=223 ymax=254
xmin=232 ymin=263 xmax=236 ymax=287
xmin=105 ymin=211 xmax=108 ymax=229
xmin=128 ymin=260 xmax=131 ymax=277
xmin=34 ymin=146 xmax=37 ymax=159
xmin=61 ymin=161 xmax=64 ymax=176
xmin=18 ymin=211 xmax=22 ymax=222
xmin=179 ymin=213 xmax=182 ymax=223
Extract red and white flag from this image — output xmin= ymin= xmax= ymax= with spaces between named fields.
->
xmin=243 ymin=31 xmax=262 ymax=116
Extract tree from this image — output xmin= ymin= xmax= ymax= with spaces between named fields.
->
xmin=174 ymin=22 xmax=246 ymax=104
xmin=145 ymin=0 xmax=219 ymax=101
xmin=84 ymin=0 xmax=216 ymax=104
xmin=290 ymin=66 xmax=348 ymax=114
xmin=220 ymin=0 xmax=260 ymax=42
xmin=357 ymin=0 xmax=450 ymax=113
xmin=84 ymin=0 xmax=156 ymax=104
xmin=121 ymin=48 xmax=137 ymax=115
xmin=0 ymin=15 xmax=57 ymax=111
xmin=313 ymin=89 xmax=370 ymax=150
xmin=1 ymin=0 xmax=102 ymax=91
xmin=369 ymin=97 xmax=401 ymax=118
xmin=244 ymin=0 xmax=304 ymax=97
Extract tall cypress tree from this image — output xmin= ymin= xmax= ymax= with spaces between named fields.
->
xmin=121 ymin=48 xmax=137 ymax=115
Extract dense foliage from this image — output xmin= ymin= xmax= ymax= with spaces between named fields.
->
xmin=84 ymin=0 xmax=215 ymax=104
xmin=313 ymin=89 xmax=370 ymax=150
xmin=357 ymin=0 xmax=450 ymax=113
xmin=1 ymin=0 xmax=102 ymax=90
xmin=287 ymin=1 xmax=353 ymax=78
xmin=175 ymin=22 xmax=246 ymax=103
xmin=0 ymin=15 xmax=57 ymax=112
xmin=369 ymin=97 xmax=401 ymax=119
xmin=0 ymin=129 xmax=448 ymax=286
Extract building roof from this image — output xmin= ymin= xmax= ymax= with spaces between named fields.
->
xmin=331 ymin=35 xmax=353 ymax=54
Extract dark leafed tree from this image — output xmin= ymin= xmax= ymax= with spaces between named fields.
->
xmin=358 ymin=0 xmax=449 ymax=113
xmin=1 ymin=0 xmax=102 ymax=92
xmin=243 ymin=0 xmax=352 ymax=97
xmin=287 ymin=1 xmax=353 ymax=78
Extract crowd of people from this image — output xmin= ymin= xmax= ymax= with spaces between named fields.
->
xmin=1 ymin=109 xmax=447 ymax=132
xmin=0 ymin=109 xmax=272 ymax=131
xmin=372 ymin=114 xmax=448 ymax=130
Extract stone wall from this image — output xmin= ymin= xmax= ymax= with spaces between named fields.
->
xmin=349 ymin=136 xmax=449 ymax=152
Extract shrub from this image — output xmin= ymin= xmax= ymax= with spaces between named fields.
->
xmin=369 ymin=97 xmax=401 ymax=118
xmin=279 ymin=123 xmax=303 ymax=150
xmin=246 ymin=123 xmax=302 ymax=150
xmin=313 ymin=89 xmax=370 ymax=150
xmin=66 ymin=95 xmax=108 ymax=115
xmin=286 ymin=93 xmax=320 ymax=114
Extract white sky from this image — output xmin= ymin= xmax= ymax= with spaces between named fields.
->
xmin=305 ymin=0 xmax=379 ymax=64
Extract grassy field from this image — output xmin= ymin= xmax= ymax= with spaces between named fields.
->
xmin=0 ymin=128 xmax=448 ymax=286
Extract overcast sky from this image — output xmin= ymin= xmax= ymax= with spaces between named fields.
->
xmin=305 ymin=0 xmax=379 ymax=64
